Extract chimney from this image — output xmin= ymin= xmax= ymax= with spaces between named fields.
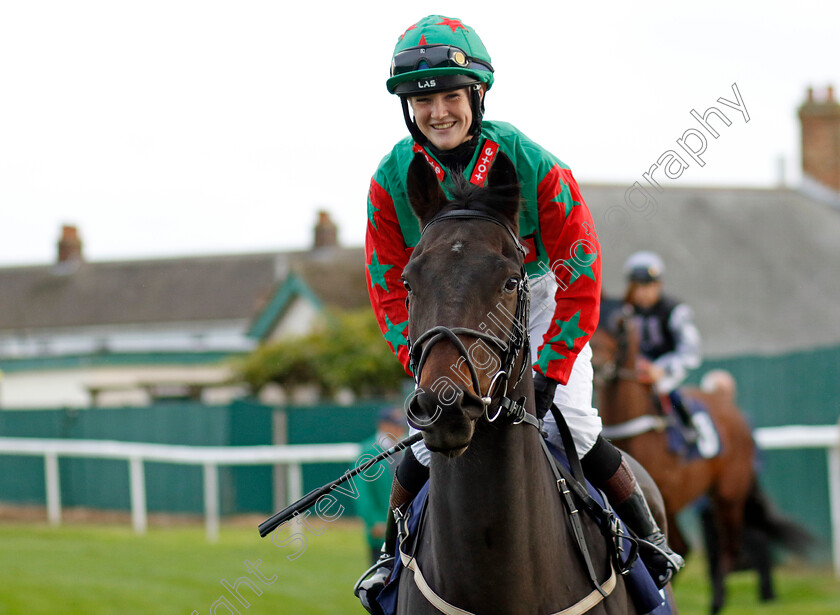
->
xmin=798 ymin=84 xmax=840 ymax=192
xmin=57 ymin=225 xmax=84 ymax=263
xmin=313 ymin=210 xmax=338 ymax=249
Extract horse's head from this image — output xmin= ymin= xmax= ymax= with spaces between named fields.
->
xmin=403 ymin=152 xmax=529 ymax=456
xmin=590 ymin=301 xmax=647 ymax=392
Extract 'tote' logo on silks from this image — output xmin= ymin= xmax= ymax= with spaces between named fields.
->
xmin=470 ymin=140 xmax=500 ymax=186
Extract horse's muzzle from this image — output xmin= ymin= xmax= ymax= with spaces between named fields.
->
xmin=408 ymin=386 xmax=484 ymax=457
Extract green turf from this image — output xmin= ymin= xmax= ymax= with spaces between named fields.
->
xmin=670 ymin=552 xmax=840 ymax=615
xmin=0 ymin=521 xmax=366 ymax=615
xmin=0 ymin=521 xmax=837 ymax=614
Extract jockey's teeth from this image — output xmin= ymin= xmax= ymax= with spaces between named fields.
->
xmin=433 ymin=122 xmax=455 ymax=130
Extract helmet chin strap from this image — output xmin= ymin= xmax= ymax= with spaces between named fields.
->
xmin=468 ymin=83 xmax=484 ymax=141
xmin=400 ymin=84 xmax=486 ymax=148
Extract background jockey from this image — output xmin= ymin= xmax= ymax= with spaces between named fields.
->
xmin=623 ymin=251 xmax=703 ymax=440
xmin=357 ymin=16 xmax=684 ymax=612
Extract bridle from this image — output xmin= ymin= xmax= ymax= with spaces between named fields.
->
xmin=598 ymin=308 xmax=670 ymax=441
xmin=406 ymin=208 xmax=532 ymax=424
xmin=595 ymin=309 xmax=640 ymax=384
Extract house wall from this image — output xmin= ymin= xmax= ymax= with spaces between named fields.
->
xmin=0 ymin=318 xmax=256 ymax=408
xmin=268 ymin=295 xmax=322 ymax=341
xmin=0 ymin=320 xmax=254 ymax=359
xmin=0 ymin=360 xmax=245 ymax=408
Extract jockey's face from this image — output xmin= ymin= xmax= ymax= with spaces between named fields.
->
xmin=628 ymin=281 xmax=662 ymax=309
xmin=408 ymin=87 xmax=474 ymax=150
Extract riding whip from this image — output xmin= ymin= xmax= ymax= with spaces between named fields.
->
xmin=258 ymin=432 xmax=422 ymax=537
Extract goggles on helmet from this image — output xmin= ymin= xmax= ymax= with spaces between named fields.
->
xmin=390 ymin=44 xmax=494 ymax=78
xmin=628 ymin=266 xmax=662 ymax=284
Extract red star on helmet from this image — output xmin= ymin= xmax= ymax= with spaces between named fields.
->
xmin=436 ymin=18 xmax=468 ymax=33
xmin=399 ymin=24 xmax=416 ymax=41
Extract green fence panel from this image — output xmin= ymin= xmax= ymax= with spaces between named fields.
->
xmin=286 ymin=401 xmax=400 ymax=519
xmin=227 ymin=399 xmax=273 ymax=514
xmin=687 ymin=345 xmax=840 ymax=562
xmin=0 ymin=408 xmax=69 ymax=504
xmin=0 ymin=404 xmax=233 ymax=514
xmin=692 ymin=346 xmax=840 ymax=428
xmin=0 ymin=399 xmax=400 ymax=517
xmin=71 ymin=404 xmax=230 ymax=514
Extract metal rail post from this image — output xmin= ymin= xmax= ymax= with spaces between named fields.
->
xmin=203 ymin=462 xmax=219 ymax=543
xmin=830 ymin=418 xmax=840 ymax=579
xmin=44 ymin=452 xmax=61 ymax=526
xmin=129 ymin=456 xmax=147 ymax=535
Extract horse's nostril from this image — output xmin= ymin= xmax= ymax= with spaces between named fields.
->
xmin=407 ymin=385 xmax=484 ymax=430
xmin=407 ymin=387 xmax=455 ymax=428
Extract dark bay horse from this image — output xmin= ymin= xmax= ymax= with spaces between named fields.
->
xmin=395 ymin=152 xmax=668 ymax=614
xmin=590 ymin=307 xmax=756 ymax=613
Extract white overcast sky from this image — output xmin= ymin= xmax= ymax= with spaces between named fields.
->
xmin=1 ymin=1 xmax=837 ymax=266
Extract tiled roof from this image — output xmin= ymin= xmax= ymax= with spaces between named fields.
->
xmin=0 ymin=247 xmax=367 ymax=332
xmin=580 ymin=183 xmax=840 ymax=356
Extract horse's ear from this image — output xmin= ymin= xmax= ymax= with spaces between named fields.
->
xmin=407 ymin=153 xmax=448 ymax=226
xmin=486 ymin=153 xmax=520 ymax=226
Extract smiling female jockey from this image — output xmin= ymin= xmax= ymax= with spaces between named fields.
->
xmin=357 ymin=16 xmax=683 ymax=611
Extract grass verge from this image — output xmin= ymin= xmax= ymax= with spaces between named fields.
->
xmin=0 ymin=521 xmax=837 ymax=614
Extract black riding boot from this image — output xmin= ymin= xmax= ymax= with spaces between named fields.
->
xmin=354 ymin=448 xmax=429 ymax=614
xmin=582 ymin=436 xmax=684 ymax=589
xmin=614 ymin=481 xmax=685 ymax=588
xmin=668 ymin=391 xmax=698 ymax=443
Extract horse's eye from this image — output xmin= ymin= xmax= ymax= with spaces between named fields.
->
xmin=402 ymin=279 xmax=412 ymax=292
xmin=503 ymin=277 xmax=519 ymax=293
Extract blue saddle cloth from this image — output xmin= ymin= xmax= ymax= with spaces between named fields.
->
xmin=376 ymin=443 xmax=673 ymax=615
xmin=665 ymin=392 xmax=721 ymax=460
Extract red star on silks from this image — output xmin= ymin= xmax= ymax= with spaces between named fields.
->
xmin=436 ymin=18 xmax=468 ymax=33
xmin=399 ymin=24 xmax=416 ymax=41
xmin=419 ymin=35 xmax=427 ymax=45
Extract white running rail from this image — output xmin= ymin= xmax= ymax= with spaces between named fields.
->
xmin=0 ymin=437 xmax=360 ymax=542
xmin=0 ymin=422 xmax=838 ymax=577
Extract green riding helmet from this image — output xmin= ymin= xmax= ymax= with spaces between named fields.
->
xmin=387 ymin=15 xmax=495 ymax=96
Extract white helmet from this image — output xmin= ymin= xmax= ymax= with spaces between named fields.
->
xmin=624 ymin=251 xmax=664 ymax=283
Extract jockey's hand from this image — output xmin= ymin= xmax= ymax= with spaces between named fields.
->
xmin=533 ymin=372 xmax=557 ymax=420
xmin=636 ymin=358 xmax=665 ymax=385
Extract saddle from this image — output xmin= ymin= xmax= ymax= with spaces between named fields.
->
xmin=659 ymin=393 xmax=721 ymax=459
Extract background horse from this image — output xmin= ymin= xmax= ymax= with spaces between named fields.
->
xmin=395 ymin=152 xmax=667 ymax=614
xmin=590 ymin=304 xmax=808 ymax=613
